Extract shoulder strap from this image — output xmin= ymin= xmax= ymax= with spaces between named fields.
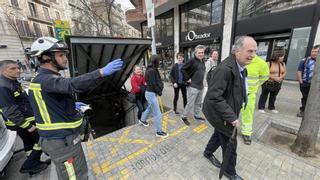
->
xmin=278 ymin=62 xmax=281 ymax=77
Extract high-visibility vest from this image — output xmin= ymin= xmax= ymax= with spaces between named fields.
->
xmin=246 ymin=56 xmax=270 ymax=94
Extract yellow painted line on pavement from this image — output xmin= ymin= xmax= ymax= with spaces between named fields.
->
xmin=92 ymin=162 xmax=102 ymax=176
xmin=88 ymin=151 xmax=96 ymax=160
xmin=193 ymin=124 xmax=208 ymax=134
xmin=101 ymin=124 xmax=189 ymax=174
xmin=120 ymin=168 xmax=130 ymax=180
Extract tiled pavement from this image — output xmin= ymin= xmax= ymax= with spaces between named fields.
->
xmin=82 ymin=81 xmax=320 ymax=180
xmin=4 ymin=76 xmax=320 ymax=179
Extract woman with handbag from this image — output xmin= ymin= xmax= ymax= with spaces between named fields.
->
xmin=130 ymin=65 xmax=147 ymax=121
xmin=258 ymin=50 xmax=287 ymax=113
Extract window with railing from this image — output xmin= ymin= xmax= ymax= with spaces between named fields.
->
xmin=43 ymin=7 xmax=50 ymax=20
xmin=47 ymin=26 xmax=54 ymax=37
xmin=237 ymin=0 xmax=317 ymax=20
xmin=55 ymin=11 xmax=61 ymax=20
xmin=16 ymin=19 xmax=32 ymax=37
xmin=33 ymin=23 xmax=42 ymax=37
xmin=28 ymin=2 xmax=37 ymax=17
xmin=11 ymin=0 xmax=19 ymax=8
xmin=181 ymin=0 xmax=222 ymax=32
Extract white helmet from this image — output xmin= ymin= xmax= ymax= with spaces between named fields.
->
xmin=30 ymin=37 xmax=69 ymax=57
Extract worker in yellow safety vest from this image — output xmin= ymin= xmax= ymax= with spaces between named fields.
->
xmin=241 ymin=55 xmax=269 ymax=145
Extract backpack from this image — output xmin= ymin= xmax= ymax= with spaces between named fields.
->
xmin=206 ymin=65 xmax=217 ymax=83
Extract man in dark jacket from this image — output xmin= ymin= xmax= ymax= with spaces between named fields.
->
xmin=181 ymin=45 xmax=206 ymax=125
xmin=202 ymin=36 xmax=257 ymax=180
xmin=170 ymin=52 xmax=187 ymax=114
xmin=0 ymin=60 xmax=49 ymax=174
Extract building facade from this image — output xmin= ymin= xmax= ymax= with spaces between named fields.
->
xmin=0 ymin=0 xmax=67 ymax=61
xmin=126 ymin=0 xmax=320 ymax=80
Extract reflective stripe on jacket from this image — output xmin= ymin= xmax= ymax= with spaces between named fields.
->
xmin=28 ymin=67 xmax=103 ymax=138
xmin=0 ymin=75 xmax=35 ymax=130
xmin=246 ymin=56 xmax=269 ymax=93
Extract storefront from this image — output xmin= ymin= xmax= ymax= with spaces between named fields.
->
xmin=179 ymin=0 xmax=223 ymax=61
xmin=141 ymin=10 xmax=174 ymax=81
xmin=235 ymin=0 xmax=319 ymax=80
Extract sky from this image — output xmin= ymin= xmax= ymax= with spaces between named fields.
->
xmin=116 ymin=0 xmax=135 ymax=11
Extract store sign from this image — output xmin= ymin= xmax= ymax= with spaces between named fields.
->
xmin=185 ymin=30 xmax=211 ymax=41
xmin=54 ymin=20 xmax=71 ymax=40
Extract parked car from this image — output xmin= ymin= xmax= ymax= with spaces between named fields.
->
xmin=0 ymin=114 xmax=17 ymax=175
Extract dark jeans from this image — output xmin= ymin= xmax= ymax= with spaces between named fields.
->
xmin=173 ymin=84 xmax=187 ymax=112
xmin=135 ymin=93 xmax=147 ymax=120
xmin=258 ymin=83 xmax=281 ymax=110
xmin=204 ymin=129 xmax=237 ymax=175
xmin=299 ymin=83 xmax=310 ymax=112
xmin=16 ymin=127 xmax=42 ymax=168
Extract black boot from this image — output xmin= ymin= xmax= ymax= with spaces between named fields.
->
xmin=20 ymin=162 xmax=49 ymax=174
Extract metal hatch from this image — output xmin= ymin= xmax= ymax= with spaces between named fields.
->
xmin=65 ymin=36 xmax=152 ymax=99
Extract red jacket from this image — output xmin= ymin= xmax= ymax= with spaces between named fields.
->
xmin=130 ymin=73 xmax=145 ymax=94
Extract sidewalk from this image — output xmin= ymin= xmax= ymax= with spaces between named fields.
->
xmin=82 ymin=81 xmax=320 ymax=179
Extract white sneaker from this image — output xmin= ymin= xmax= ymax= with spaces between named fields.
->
xmin=270 ymin=110 xmax=279 ymax=114
xmin=258 ymin=109 xmax=266 ymax=113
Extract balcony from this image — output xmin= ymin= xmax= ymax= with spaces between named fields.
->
xmin=27 ymin=13 xmax=53 ymax=25
xmin=32 ymin=0 xmax=51 ymax=7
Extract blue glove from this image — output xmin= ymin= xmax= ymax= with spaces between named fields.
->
xmin=75 ymin=102 xmax=87 ymax=111
xmin=101 ymin=59 xmax=123 ymax=76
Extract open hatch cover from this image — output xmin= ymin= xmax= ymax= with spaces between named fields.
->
xmin=65 ymin=36 xmax=151 ymax=99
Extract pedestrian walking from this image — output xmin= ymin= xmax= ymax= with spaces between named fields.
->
xmin=296 ymin=44 xmax=320 ymax=117
xmin=240 ymin=55 xmax=269 ymax=145
xmin=170 ymin=52 xmax=187 ymax=114
xmin=0 ymin=60 xmax=49 ymax=174
xmin=28 ymin=37 xmax=123 ymax=179
xmin=180 ymin=45 xmax=206 ymax=125
xmin=203 ymin=49 xmax=219 ymax=103
xmin=203 ymin=36 xmax=257 ymax=180
xmin=258 ymin=50 xmax=287 ymax=114
xmin=139 ymin=55 xmax=168 ymax=138
xmin=130 ymin=65 xmax=147 ymax=121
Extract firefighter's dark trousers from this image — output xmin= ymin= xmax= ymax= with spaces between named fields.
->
xmin=16 ymin=128 xmax=42 ymax=169
xmin=40 ymin=133 xmax=88 ymax=180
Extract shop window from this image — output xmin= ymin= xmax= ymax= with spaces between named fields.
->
xmin=238 ymin=0 xmax=317 ymax=20
xmin=181 ymin=0 xmax=222 ymax=32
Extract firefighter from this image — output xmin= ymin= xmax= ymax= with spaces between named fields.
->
xmin=0 ymin=60 xmax=49 ymax=174
xmin=240 ymin=55 xmax=269 ymax=145
xmin=28 ymin=37 xmax=123 ymax=179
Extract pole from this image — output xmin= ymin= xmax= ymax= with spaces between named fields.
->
xmin=151 ymin=26 xmax=156 ymax=55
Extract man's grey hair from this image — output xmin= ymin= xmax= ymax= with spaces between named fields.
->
xmin=231 ymin=36 xmax=254 ymax=54
xmin=0 ymin=60 xmax=17 ymax=71
xmin=195 ymin=45 xmax=205 ymax=53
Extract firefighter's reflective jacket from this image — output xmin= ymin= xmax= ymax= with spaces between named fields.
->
xmin=246 ymin=56 xmax=270 ymax=93
xmin=28 ymin=67 xmax=103 ymax=139
xmin=0 ymin=75 xmax=35 ymax=130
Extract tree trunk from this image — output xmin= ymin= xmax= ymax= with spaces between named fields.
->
xmin=291 ymin=53 xmax=320 ymax=157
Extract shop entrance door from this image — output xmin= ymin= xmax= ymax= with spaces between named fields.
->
xmin=256 ymin=38 xmax=290 ymax=62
